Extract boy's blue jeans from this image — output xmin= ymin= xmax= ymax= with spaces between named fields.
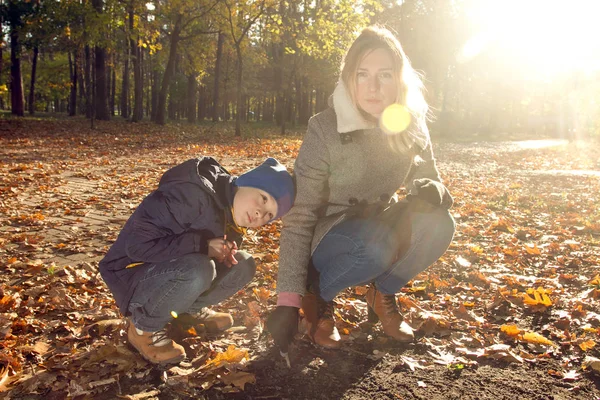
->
xmin=127 ymin=251 xmax=256 ymax=332
xmin=311 ymin=204 xmax=455 ymax=301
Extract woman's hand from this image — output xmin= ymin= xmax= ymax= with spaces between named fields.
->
xmin=411 ymin=178 xmax=453 ymax=209
xmin=207 ymin=237 xmax=239 ymax=267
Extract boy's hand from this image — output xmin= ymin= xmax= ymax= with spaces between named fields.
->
xmin=207 ymin=237 xmax=238 ymax=267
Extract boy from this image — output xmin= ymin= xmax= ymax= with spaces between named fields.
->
xmin=99 ymin=156 xmax=294 ymax=365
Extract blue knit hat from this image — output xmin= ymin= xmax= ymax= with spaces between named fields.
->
xmin=235 ymin=158 xmax=294 ymax=220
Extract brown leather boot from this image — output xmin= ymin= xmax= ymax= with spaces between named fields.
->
xmin=195 ymin=308 xmax=234 ymax=333
xmin=365 ymin=286 xmax=414 ymax=342
xmin=300 ymin=292 xmax=341 ymax=349
xmin=127 ymin=319 xmax=186 ymax=365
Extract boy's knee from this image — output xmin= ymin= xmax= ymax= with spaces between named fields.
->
xmin=233 ymin=251 xmax=257 ymax=283
xmin=176 ymin=254 xmax=216 ymax=291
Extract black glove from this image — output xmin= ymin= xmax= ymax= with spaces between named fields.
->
xmin=266 ymin=306 xmax=299 ymax=352
xmin=412 ymin=178 xmax=453 ymax=209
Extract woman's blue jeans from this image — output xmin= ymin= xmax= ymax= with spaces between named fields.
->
xmin=311 ymin=203 xmax=455 ymax=301
xmin=127 ymin=251 xmax=256 ymax=332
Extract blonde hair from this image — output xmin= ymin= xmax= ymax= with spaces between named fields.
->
xmin=340 ymin=26 xmax=429 ymax=154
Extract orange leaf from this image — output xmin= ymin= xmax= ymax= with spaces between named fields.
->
xmin=524 ymin=244 xmax=541 ymax=255
xmin=501 ymin=324 xmax=521 ymax=337
xmin=522 ymin=332 xmax=555 ymax=347
xmin=579 ymin=339 xmax=596 ymax=351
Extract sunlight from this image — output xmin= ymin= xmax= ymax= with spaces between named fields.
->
xmin=380 ymin=103 xmax=411 ymax=135
xmin=514 ymin=139 xmax=567 ymax=149
xmin=461 ymin=0 xmax=600 ymax=76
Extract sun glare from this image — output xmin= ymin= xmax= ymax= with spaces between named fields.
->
xmin=461 ymin=0 xmax=600 ymax=77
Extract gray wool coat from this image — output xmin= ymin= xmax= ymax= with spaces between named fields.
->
xmin=277 ymin=93 xmax=443 ymax=297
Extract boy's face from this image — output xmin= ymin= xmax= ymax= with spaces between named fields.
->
xmin=233 ymin=187 xmax=278 ymax=228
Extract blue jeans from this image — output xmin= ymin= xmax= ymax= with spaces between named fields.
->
xmin=311 ymin=203 xmax=455 ymax=300
xmin=128 ymin=251 xmax=256 ymax=332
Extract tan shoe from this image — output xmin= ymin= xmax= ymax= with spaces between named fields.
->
xmin=300 ymin=292 xmax=341 ymax=349
xmin=196 ymin=308 xmax=234 ymax=333
xmin=127 ymin=319 xmax=186 ymax=365
xmin=365 ymin=286 xmax=414 ymax=342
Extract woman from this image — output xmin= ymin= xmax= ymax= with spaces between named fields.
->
xmin=267 ymin=26 xmax=455 ymax=350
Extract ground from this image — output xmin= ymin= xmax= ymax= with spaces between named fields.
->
xmin=1 ymin=118 xmax=599 ymax=399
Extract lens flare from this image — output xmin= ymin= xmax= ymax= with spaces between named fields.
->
xmin=380 ymin=104 xmax=411 ymax=135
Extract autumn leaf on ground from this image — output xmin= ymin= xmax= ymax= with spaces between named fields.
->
xmin=523 ymin=287 xmax=553 ymax=307
xmin=501 ymin=324 xmax=521 ymax=337
xmin=221 ymin=371 xmax=256 ymax=390
xmin=488 ymin=218 xmax=515 ymax=233
xmin=578 ymin=339 xmax=596 ymax=351
xmin=522 ymin=332 xmax=556 ymax=347
xmin=524 ymin=244 xmax=541 ymax=255
xmin=204 ymin=345 xmax=249 ymax=368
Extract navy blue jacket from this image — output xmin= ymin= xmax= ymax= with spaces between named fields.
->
xmin=99 ymin=157 xmax=242 ymax=314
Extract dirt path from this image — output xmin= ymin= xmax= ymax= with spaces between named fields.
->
xmin=1 ymin=119 xmax=599 ymax=399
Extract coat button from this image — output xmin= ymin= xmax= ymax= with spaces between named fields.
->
xmin=348 ymin=197 xmax=359 ymax=205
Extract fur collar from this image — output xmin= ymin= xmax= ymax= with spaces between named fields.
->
xmin=331 ymin=81 xmax=376 ymax=133
xmin=331 ymin=80 xmax=429 ymax=150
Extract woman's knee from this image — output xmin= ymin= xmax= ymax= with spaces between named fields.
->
xmin=314 ymin=229 xmax=390 ymax=277
xmin=412 ymin=207 xmax=455 ymax=255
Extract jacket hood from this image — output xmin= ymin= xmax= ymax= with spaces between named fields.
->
xmin=159 ymin=156 xmax=235 ymax=210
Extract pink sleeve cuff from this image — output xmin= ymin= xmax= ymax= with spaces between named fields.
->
xmin=277 ymin=292 xmax=302 ymax=308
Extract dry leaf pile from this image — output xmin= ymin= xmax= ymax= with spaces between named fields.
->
xmin=0 ymin=119 xmax=599 ymax=398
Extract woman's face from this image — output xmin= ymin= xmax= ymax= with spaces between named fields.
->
xmin=355 ymin=48 xmax=398 ymax=119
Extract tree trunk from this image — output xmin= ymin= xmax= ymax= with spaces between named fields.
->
xmin=151 ymin=69 xmax=159 ymax=121
xmin=94 ymin=43 xmax=110 ymax=120
xmin=110 ymin=62 xmax=116 ymax=116
xmin=85 ymin=45 xmax=92 ymax=118
xmin=234 ymin=45 xmax=244 ymax=136
xmin=131 ymin=40 xmax=143 ymax=122
xmin=69 ymin=50 xmax=78 ymax=116
xmin=121 ymin=11 xmax=130 ymax=119
xmin=212 ymin=31 xmax=224 ymax=122
xmin=198 ymin=85 xmax=206 ymax=121
xmin=187 ymin=74 xmax=197 ymax=123
xmin=156 ymin=14 xmax=183 ymax=125
xmin=27 ymin=46 xmax=39 ymax=115
xmin=9 ymin=23 xmax=24 ymax=117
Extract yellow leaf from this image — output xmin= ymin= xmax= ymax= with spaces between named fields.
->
xmin=579 ymin=340 xmax=596 ymax=351
xmin=206 ymin=345 xmax=249 ymax=367
xmin=501 ymin=324 xmax=521 ymax=337
xmin=522 ymin=332 xmax=555 ymax=347
xmin=523 ymin=288 xmax=552 ymax=307
xmin=523 ymin=293 xmax=538 ymax=305
xmin=524 ymin=244 xmax=541 ymax=255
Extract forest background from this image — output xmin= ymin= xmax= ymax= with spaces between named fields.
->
xmin=1 ymin=0 xmax=599 ymax=139
xmin=2 ymin=1 xmax=600 ymax=398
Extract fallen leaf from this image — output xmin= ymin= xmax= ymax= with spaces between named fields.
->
xmin=522 ymin=332 xmax=556 ymax=347
xmin=221 ymin=371 xmax=256 ymax=390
